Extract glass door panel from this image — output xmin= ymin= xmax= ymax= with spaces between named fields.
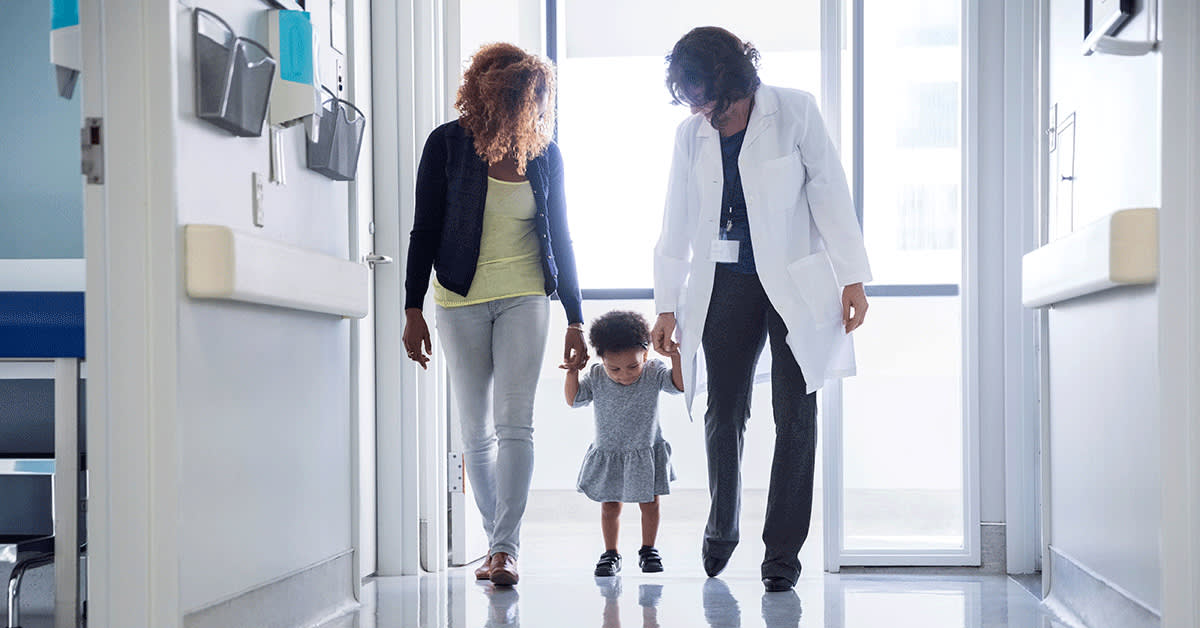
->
xmin=834 ymin=0 xmax=971 ymax=564
xmin=841 ymin=296 xmax=963 ymax=551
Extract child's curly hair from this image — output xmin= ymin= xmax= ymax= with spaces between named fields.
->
xmin=455 ymin=43 xmax=556 ymax=176
xmin=588 ymin=311 xmax=651 ymax=357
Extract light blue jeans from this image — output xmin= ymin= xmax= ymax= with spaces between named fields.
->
xmin=436 ymin=295 xmax=549 ymax=558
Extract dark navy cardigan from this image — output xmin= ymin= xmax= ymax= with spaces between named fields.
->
xmin=404 ymin=119 xmax=584 ymax=324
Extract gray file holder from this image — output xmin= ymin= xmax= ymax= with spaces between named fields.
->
xmin=306 ymin=89 xmax=366 ymax=181
xmin=193 ymin=9 xmax=276 ymax=137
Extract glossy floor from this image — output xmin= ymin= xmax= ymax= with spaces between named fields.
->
xmin=349 ymin=569 xmax=1071 ymax=628
xmin=342 ymin=489 xmax=1071 ymax=627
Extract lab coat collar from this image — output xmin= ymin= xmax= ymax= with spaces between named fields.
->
xmin=693 ymin=84 xmax=779 ymax=145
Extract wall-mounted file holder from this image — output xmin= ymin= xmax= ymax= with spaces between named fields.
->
xmin=306 ymin=89 xmax=365 ymax=181
xmin=193 ymin=9 xmax=277 ymax=137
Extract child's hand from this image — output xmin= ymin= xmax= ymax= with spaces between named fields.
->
xmin=559 ymin=356 xmax=587 ymax=371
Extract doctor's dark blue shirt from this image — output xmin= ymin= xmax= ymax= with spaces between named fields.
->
xmin=719 ymin=128 xmax=758 ymax=274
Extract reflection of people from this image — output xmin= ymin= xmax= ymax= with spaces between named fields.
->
xmin=403 ymin=43 xmax=588 ymax=587
xmin=702 ymin=577 xmax=803 ymax=628
xmin=639 ymin=584 xmax=664 ymax=628
xmin=565 ymin=311 xmax=684 ymax=576
xmin=702 ymin=578 xmax=741 ymax=628
xmin=594 ymin=578 xmax=666 ymax=628
xmin=651 ymin=27 xmax=871 ymax=592
xmin=760 ymin=589 xmax=803 ymax=628
xmin=596 ymin=577 xmax=622 ymax=628
xmin=483 ymin=584 xmax=521 ymax=627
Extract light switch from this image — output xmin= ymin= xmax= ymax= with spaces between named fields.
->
xmin=252 ymin=172 xmax=265 ymax=227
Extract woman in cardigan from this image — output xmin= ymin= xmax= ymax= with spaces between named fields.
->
xmin=403 ymin=43 xmax=588 ymax=586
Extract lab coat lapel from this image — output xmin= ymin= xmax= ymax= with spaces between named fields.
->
xmin=741 ymin=85 xmax=779 ymax=153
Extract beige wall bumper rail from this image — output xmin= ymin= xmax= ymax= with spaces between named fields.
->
xmin=185 ymin=224 xmax=369 ymax=318
xmin=1022 ymin=208 xmax=1159 ymax=308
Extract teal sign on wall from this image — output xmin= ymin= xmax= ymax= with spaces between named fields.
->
xmin=51 ymin=0 xmax=79 ymax=30
xmin=279 ymin=11 xmax=313 ymax=85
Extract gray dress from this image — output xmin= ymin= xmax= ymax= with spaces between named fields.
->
xmin=572 ymin=359 xmax=681 ymax=503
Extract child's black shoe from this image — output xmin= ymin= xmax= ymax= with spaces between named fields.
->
xmin=638 ymin=546 xmax=664 ymax=573
xmin=594 ymin=550 xmax=622 ymax=576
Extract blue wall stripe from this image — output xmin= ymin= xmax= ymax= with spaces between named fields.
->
xmin=0 ymin=292 xmax=85 ymax=358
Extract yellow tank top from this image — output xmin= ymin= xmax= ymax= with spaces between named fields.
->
xmin=434 ymin=177 xmax=546 ymax=307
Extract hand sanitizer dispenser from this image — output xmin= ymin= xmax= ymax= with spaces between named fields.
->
xmin=50 ymin=0 xmax=81 ymax=99
xmin=267 ymin=9 xmax=319 ymax=127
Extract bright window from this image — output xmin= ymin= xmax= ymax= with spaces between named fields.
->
xmin=556 ymin=0 xmax=822 ymax=290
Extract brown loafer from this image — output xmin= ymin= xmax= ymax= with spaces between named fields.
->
xmin=474 ymin=554 xmax=492 ymax=580
xmin=489 ymin=552 xmax=519 ymax=586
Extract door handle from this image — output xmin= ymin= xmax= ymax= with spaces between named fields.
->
xmin=363 ymin=254 xmax=393 ymax=269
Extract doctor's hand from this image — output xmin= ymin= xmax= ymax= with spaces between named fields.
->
xmin=403 ymin=308 xmax=433 ymax=369
xmin=651 ymin=313 xmax=679 ymax=355
xmin=842 ymin=283 xmax=868 ymax=334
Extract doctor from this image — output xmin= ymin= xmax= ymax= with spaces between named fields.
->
xmin=650 ymin=27 xmax=871 ymax=593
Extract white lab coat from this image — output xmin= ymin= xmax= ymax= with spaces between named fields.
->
xmin=653 ymin=84 xmax=872 ymax=413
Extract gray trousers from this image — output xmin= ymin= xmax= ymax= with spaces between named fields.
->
xmin=702 ymin=266 xmax=818 ymax=583
xmin=436 ymin=295 xmax=549 ymax=557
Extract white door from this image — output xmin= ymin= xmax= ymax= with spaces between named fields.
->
xmin=347 ymin=0 xmax=378 ymax=585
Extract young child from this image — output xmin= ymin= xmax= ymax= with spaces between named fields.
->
xmin=564 ymin=310 xmax=684 ymax=576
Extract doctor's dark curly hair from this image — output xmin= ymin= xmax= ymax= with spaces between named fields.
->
xmin=665 ymin=26 xmax=761 ymax=128
xmin=455 ymin=43 xmax=556 ymax=176
xmin=588 ymin=311 xmax=651 ymax=357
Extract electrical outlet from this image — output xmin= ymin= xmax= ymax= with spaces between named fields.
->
xmin=335 ymin=55 xmax=345 ymax=96
xmin=252 ymin=172 xmax=265 ymax=227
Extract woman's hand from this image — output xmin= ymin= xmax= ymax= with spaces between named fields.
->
xmin=562 ymin=325 xmax=590 ymax=370
xmin=403 ymin=308 xmax=433 ymax=369
xmin=842 ymin=283 xmax=868 ymax=334
xmin=651 ymin=313 xmax=679 ymax=355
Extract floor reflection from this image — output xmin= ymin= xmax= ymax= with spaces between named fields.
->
xmin=593 ymin=578 xmax=665 ymax=628
xmin=360 ymin=569 xmax=1070 ymax=628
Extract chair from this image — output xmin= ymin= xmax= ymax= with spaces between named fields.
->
xmin=0 ymin=264 xmax=85 ymax=628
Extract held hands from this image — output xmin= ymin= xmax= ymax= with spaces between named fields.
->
xmin=842 ymin=282 xmax=868 ymax=334
xmin=403 ymin=308 xmax=433 ymax=369
xmin=561 ymin=325 xmax=590 ymax=370
xmin=650 ymin=313 xmax=679 ymax=356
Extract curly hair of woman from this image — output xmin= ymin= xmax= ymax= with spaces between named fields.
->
xmin=455 ymin=43 xmax=557 ymax=175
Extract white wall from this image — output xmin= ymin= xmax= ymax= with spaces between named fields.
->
xmin=1046 ymin=0 xmax=1161 ymax=612
xmin=173 ymin=0 xmax=354 ymax=611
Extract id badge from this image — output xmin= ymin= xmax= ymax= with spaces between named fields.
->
xmin=709 ymin=238 xmax=739 ymax=263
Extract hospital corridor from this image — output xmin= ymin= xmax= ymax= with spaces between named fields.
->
xmin=1 ymin=0 xmax=1197 ymax=627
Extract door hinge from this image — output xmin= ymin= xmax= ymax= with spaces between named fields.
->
xmin=81 ymin=117 xmax=104 ymax=184
xmin=448 ymin=451 xmax=464 ymax=493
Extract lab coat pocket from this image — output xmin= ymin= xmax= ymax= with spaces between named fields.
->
xmin=786 ymin=251 xmax=842 ymax=328
xmin=763 ymin=151 xmax=805 ymax=210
